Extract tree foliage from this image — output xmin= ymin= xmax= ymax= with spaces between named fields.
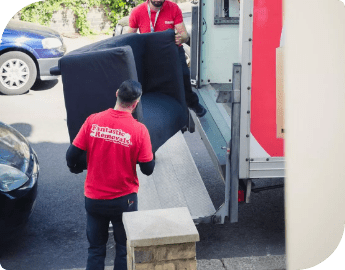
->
xmin=19 ymin=0 xmax=145 ymax=36
xmin=102 ymin=0 xmax=143 ymax=24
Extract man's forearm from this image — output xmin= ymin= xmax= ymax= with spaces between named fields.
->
xmin=175 ymin=22 xmax=189 ymax=45
xmin=66 ymin=144 xmax=85 ymax=173
xmin=139 ymin=159 xmax=155 ymax=176
xmin=127 ymin=27 xmax=138 ymax=34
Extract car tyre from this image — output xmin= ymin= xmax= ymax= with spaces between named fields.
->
xmin=0 ymin=51 xmax=37 ymax=95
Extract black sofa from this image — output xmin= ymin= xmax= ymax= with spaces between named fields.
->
xmin=54 ymin=29 xmax=189 ymax=158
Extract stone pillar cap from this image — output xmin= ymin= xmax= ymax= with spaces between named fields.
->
xmin=123 ymin=207 xmax=200 ymax=247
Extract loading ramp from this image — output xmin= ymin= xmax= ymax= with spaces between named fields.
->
xmin=137 ymin=131 xmax=216 ymax=220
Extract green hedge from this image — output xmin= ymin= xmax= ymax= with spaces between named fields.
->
xmin=19 ymin=0 xmax=145 ymax=36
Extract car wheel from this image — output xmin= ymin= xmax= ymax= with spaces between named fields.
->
xmin=182 ymin=44 xmax=191 ymax=68
xmin=0 ymin=51 xmax=37 ymax=95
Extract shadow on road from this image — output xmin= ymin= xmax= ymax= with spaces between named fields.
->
xmin=31 ymin=79 xmax=59 ymax=91
xmin=196 ymin=185 xmax=286 ymax=260
xmin=10 ymin=123 xmax=32 ymax=137
xmin=0 ymin=124 xmax=286 ymax=269
xmin=0 ymin=79 xmax=58 ymax=96
xmin=0 ymin=136 xmax=117 ymax=270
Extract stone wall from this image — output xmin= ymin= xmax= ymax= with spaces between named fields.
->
xmin=12 ymin=5 xmax=112 ymax=35
xmin=14 ymin=0 xmax=189 ymax=35
xmin=48 ymin=5 xmax=113 ymax=35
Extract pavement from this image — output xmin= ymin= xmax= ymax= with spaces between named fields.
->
xmin=61 ymin=34 xmax=112 ymax=52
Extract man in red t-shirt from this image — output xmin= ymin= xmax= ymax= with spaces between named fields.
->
xmin=128 ymin=0 xmax=207 ymax=117
xmin=66 ymin=79 xmax=155 ymax=270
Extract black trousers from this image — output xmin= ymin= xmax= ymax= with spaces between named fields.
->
xmin=178 ymin=46 xmax=200 ymax=108
xmin=85 ymin=193 xmax=138 ymax=270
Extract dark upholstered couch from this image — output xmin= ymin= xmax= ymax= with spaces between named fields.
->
xmin=54 ymin=29 xmax=189 ymax=158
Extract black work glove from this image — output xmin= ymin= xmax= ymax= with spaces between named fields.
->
xmin=69 ymin=165 xmax=84 ymax=174
xmin=67 ymin=162 xmax=84 ymax=174
xmin=66 ymin=145 xmax=87 ymax=174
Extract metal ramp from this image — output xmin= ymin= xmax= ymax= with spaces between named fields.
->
xmin=191 ymin=84 xmax=232 ymax=181
xmin=136 ymin=131 xmax=215 ymax=220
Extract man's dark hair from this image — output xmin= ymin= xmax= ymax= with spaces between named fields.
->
xmin=117 ymin=80 xmax=142 ymax=104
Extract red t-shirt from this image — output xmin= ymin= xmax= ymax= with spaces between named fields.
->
xmin=73 ymin=109 xmax=153 ymax=200
xmin=129 ymin=0 xmax=183 ymax=33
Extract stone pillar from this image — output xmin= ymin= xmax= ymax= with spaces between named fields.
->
xmin=123 ymin=207 xmax=199 ymax=270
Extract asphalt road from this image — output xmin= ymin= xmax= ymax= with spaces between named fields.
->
xmin=0 ymin=35 xmax=285 ymax=270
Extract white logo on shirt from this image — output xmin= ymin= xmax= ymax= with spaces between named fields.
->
xmin=165 ymin=21 xmax=174 ymax=24
xmin=90 ymin=124 xmax=132 ymax=147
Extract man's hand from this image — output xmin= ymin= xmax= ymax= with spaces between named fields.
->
xmin=175 ymin=22 xmax=189 ymax=45
xmin=175 ymin=32 xmax=183 ymax=46
xmin=66 ymin=144 xmax=86 ymax=174
xmin=69 ymin=166 xmax=84 ymax=174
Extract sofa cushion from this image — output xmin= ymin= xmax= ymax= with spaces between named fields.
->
xmin=141 ymin=92 xmax=186 ymax=152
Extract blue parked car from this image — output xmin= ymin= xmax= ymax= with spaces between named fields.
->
xmin=0 ymin=19 xmax=66 ymax=95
